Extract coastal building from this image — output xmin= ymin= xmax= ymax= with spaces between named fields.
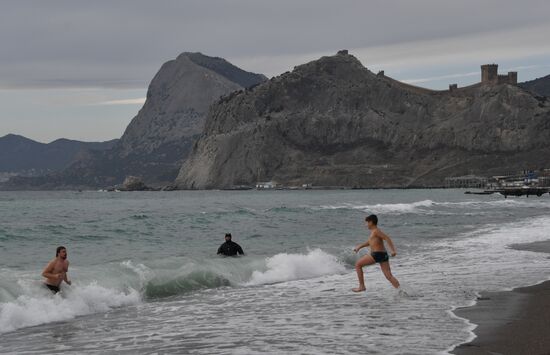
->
xmin=256 ymin=181 xmax=275 ymax=189
xmin=445 ymin=175 xmax=488 ymax=188
xmin=539 ymin=176 xmax=550 ymax=187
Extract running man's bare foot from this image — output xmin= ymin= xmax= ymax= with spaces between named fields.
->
xmin=352 ymin=287 xmax=366 ymax=292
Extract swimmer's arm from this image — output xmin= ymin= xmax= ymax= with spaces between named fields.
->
xmin=353 ymin=240 xmax=370 ymax=253
xmin=63 ymin=262 xmax=71 ymax=285
xmin=379 ymin=231 xmax=397 ymax=256
xmin=42 ymin=261 xmax=60 ymax=280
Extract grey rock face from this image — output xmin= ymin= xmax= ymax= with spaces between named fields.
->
xmin=176 ymin=52 xmax=550 ymax=189
xmin=520 ymin=74 xmax=550 ymax=97
xmin=117 ymin=53 xmax=265 ymax=158
xmin=102 ymin=52 xmax=266 ymax=185
xmin=6 ymin=52 xmax=266 ymax=189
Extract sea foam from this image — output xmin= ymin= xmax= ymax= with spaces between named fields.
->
xmin=0 ymin=282 xmax=139 ymax=334
xmin=246 ymin=249 xmax=346 ymax=285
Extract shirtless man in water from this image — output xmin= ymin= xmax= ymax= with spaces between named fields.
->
xmin=42 ymin=246 xmax=71 ymax=293
xmin=352 ymin=215 xmax=400 ymax=292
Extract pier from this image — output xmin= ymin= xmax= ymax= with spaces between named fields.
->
xmin=466 ymin=187 xmax=550 ymax=198
xmin=458 ymin=169 xmax=550 ymax=198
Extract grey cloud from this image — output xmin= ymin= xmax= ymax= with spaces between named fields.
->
xmin=1 ymin=0 xmax=549 ymax=89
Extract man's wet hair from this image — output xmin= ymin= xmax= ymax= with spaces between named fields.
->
xmin=225 ymin=233 xmax=232 ymax=239
xmin=56 ymin=246 xmax=66 ymax=256
xmin=365 ymin=214 xmax=378 ymax=225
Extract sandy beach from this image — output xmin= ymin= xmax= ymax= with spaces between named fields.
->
xmin=452 ymin=240 xmax=550 ymax=355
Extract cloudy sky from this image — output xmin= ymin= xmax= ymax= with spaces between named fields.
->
xmin=1 ymin=0 xmax=550 ymax=142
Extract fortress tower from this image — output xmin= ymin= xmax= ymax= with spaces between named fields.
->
xmin=481 ymin=64 xmax=498 ymax=84
xmin=507 ymin=71 xmax=518 ymax=84
xmin=480 ymin=64 xmax=517 ymax=85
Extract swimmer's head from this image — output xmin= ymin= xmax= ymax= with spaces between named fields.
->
xmin=225 ymin=233 xmax=232 ymax=241
xmin=365 ymin=214 xmax=378 ymax=229
xmin=56 ymin=246 xmax=67 ymax=259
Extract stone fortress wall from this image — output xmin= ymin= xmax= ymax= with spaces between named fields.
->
xmin=375 ymin=61 xmax=518 ymax=94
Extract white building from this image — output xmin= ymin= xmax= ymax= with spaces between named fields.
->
xmin=256 ymin=181 xmax=275 ymax=189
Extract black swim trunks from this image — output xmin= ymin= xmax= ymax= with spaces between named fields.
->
xmin=45 ymin=284 xmax=60 ymax=294
xmin=371 ymin=251 xmax=389 ymax=263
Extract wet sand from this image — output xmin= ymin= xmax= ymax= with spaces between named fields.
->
xmin=452 ymin=240 xmax=550 ymax=355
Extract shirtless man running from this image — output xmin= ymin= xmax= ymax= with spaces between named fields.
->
xmin=352 ymin=215 xmax=400 ymax=292
xmin=42 ymin=246 xmax=71 ymax=293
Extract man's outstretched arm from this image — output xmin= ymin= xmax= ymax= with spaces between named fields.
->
xmin=380 ymin=231 xmax=397 ymax=256
xmin=237 ymin=245 xmax=244 ymax=255
xmin=353 ymin=240 xmax=370 ymax=253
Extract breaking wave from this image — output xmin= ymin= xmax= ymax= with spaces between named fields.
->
xmin=246 ymin=249 xmax=346 ymax=286
xmin=314 ymin=197 xmax=547 ymax=215
xmin=0 ymin=249 xmax=348 ymax=334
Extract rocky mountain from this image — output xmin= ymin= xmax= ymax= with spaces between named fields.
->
xmin=176 ymin=51 xmax=550 ymax=189
xmin=520 ymin=74 xmax=550 ymax=97
xmin=116 ymin=52 xmax=266 ymax=161
xmin=4 ymin=53 xmax=266 ymax=189
xmin=0 ymin=134 xmax=117 ymax=175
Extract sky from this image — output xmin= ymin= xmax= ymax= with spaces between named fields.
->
xmin=1 ymin=0 xmax=550 ymax=143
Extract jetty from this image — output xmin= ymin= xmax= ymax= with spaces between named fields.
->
xmin=466 ymin=187 xmax=550 ymax=198
xmin=458 ymin=169 xmax=550 ymax=198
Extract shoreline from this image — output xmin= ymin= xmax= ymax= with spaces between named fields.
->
xmin=450 ymin=240 xmax=550 ymax=354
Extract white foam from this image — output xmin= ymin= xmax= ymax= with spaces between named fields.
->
xmin=120 ymin=260 xmax=154 ymax=286
xmin=431 ymin=214 xmax=550 ymax=353
xmin=246 ymin=249 xmax=346 ymax=286
xmin=315 ymin=197 xmax=550 ymax=215
xmin=0 ymin=282 xmax=140 ymax=334
xmin=317 ymin=199 xmax=436 ymax=214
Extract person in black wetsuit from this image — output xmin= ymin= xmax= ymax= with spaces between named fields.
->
xmin=217 ymin=233 xmax=244 ymax=256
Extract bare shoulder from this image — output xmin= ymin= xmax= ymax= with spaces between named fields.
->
xmin=375 ymin=228 xmax=388 ymax=238
xmin=43 ymin=259 xmax=55 ymax=271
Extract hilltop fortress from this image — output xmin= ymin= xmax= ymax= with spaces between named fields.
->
xmin=448 ymin=64 xmax=517 ymax=91
xmin=480 ymin=64 xmax=517 ymax=85
xmin=374 ymin=56 xmax=518 ymax=93
xmin=176 ymin=50 xmax=550 ymax=189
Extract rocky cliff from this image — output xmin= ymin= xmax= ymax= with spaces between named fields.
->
xmin=5 ymin=53 xmax=266 ymax=189
xmin=520 ymin=74 xmax=550 ymax=97
xmin=116 ymin=52 xmax=266 ymax=161
xmin=176 ymin=52 xmax=550 ymax=189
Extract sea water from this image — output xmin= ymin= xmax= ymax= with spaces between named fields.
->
xmin=0 ymin=190 xmax=549 ymax=354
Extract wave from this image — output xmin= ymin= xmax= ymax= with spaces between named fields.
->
xmin=246 ymin=249 xmax=346 ymax=286
xmin=314 ymin=197 xmax=549 ymax=215
xmin=145 ymin=271 xmax=231 ymax=298
xmin=142 ymin=249 xmax=347 ymax=296
xmin=317 ymin=199 xmax=436 ymax=214
xmin=442 ymin=214 xmax=550 ymax=351
xmin=131 ymin=214 xmax=149 ymax=220
xmin=0 ymin=249 xmax=348 ymax=334
xmin=0 ymin=282 xmax=139 ymax=334
xmin=267 ymin=206 xmax=310 ymax=214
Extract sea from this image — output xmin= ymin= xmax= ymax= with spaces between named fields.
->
xmin=0 ymin=189 xmax=549 ymax=354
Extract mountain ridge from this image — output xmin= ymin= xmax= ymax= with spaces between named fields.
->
xmin=0 ymin=134 xmax=117 ymax=175
xmin=175 ymin=51 xmax=550 ymax=189
xmin=2 ymin=52 xmax=267 ymax=189
xmin=519 ymin=74 xmax=550 ymax=97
